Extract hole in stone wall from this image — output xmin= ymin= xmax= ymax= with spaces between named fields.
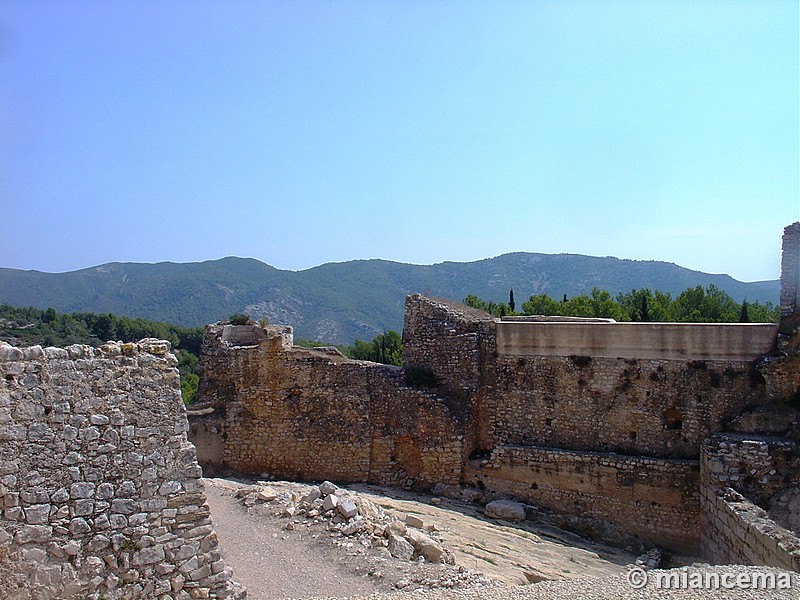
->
xmin=629 ymin=431 xmax=637 ymax=440
xmin=545 ymin=418 xmax=553 ymax=427
xmin=468 ymin=448 xmax=492 ymax=461
xmin=749 ymin=369 xmax=766 ymax=390
xmin=664 ymin=406 xmax=683 ymax=430
xmin=569 ymin=355 xmax=592 ymax=369
xmin=709 ymin=371 xmax=721 ymax=388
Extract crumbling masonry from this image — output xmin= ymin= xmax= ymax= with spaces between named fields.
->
xmin=191 ymin=223 xmax=800 ymax=564
xmin=0 ymin=340 xmax=243 ymax=600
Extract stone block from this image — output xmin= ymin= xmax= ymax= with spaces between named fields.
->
xmin=322 ymin=494 xmax=339 ymax=512
xmin=405 ymin=514 xmax=424 ymax=529
xmin=338 ymin=498 xmax=358 ymax=519
xmin=485 ymin=499 xmax=527 ymax=521
xmin=24 ymin=504 xmax=51 ymax=525
xmin=387 ymin=533 xmax=414 ymax=561
xmin=319 ymin=481 xmax=338 ymax=496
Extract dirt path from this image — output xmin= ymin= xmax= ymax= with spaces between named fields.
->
xmin=205 ymin=481 xmax=382 ymax=599
xmin=203 ymin=478 xmax=641 ymax=600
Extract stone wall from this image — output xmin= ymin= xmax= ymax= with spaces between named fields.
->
xmin=701 ymin=434 xmax=800 ymax=570
xmin=780 ymin=222 xmax=800 ymax=320
xmin=397 ymin=294 xmax=789 ymax=554
xmin=490 ymin=354 xmax=774 ymax=459
xmin=402 ymin=294 xmax=494 ymax=396
xmin=0 ymin=340 xmax=242 ymax=600
xmin=464 ymin=445 xmax=700 ymax=552
xmin=196 ymin=324 xmax=465 ymax=489
xmin=189 ymin=223 xmax=800 ymax=558
xmin=701 ymin=488 xmax=800 ymax=570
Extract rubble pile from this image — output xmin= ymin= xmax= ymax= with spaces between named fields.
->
xmin=231 ymin=480 xmax=495 ymax=590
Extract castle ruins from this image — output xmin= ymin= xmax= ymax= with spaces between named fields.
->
xmin=0 ymin=224 xmax=797 ymax=600
xmin=191 ymin=222 xmax=800 ymax=567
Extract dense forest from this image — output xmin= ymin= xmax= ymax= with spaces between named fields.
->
xmin=464 ymin=285 xmax=780 ymax=323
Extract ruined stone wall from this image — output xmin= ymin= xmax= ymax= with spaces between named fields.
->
xmin=701 ymin=488 xmax=800 ymax=570
xmin=780 ymin=222 xmax=800 ymax=321
xmin=398 ymin=294 xmax=789 ymax=552
xmin=196 ymin=324 xmax=465 ymax=489
xmin=0 ymin=340 xmax=241 ymax=600
xmin=491 ymin=354 xmax=772 ymax=459
xmin=700 ymin=434 xmax=800 ymax=570
xmin=402 ymin=294 xmax=494 ymax=395
xmin=464 ymin=445 xmax=700 ymax=553
xmin=401 ymin=296 xmax=781 ymax=460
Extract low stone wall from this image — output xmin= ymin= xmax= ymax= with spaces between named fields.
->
xmin=701 ymin=487 xmax=800 ymax=570
xmin=464 ymin=444 xmax=700 ymax=553
xmin=0 ymin=340 xmax=242 ymax=600
xmin=700 ymin=433 xmax=800 ymax=572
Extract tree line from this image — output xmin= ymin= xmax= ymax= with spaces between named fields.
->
xmin=464 ymin=285 xmax=779 ymax=323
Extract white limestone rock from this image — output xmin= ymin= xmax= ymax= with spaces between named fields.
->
xmin=484 ymin=499 xmax=527 ymax=521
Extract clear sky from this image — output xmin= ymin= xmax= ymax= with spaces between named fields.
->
xmin=1 ymin=1 xmax=797 ymax=282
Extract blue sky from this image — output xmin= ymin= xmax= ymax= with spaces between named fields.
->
xmin=1 ymin=1 xmax=797 ymax=282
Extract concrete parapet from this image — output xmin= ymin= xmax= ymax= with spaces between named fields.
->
xmin=496 ymin=321 xmax=777 ymax=361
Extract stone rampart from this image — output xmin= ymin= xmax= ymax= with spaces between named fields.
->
xmin=402 ymin=295 xmax=494 ymax=396
xmin=190 ymin=223 xmax=800 ymax=561
xmin=490 ymin=353 xmax=775 ymax=459
xmin=195 ymin=324 xmax=465 ymax=489
xmin=701 ymin=487 xmax=800 ymax=570
xmin=0 ymin=340 xmax=242 ymax=600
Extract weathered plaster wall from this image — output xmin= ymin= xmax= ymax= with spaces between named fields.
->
xmin=0 ymin=340 xmax=242 ymax=600
xmin=496 ymin=321 xmax=777 ymax=361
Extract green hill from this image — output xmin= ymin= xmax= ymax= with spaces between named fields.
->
xmin=0 ymin=254 xmax=779 ymax=345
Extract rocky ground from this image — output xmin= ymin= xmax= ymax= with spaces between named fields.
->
xmin=202 ymin=477 xmax=699 ymax=599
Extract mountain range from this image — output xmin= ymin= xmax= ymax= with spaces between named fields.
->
xmin=0 ymin=254 xmax=779 ymax=345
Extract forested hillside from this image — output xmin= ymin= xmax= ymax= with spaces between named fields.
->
xmin=0 ymin=254 xmax=779 ymax=345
